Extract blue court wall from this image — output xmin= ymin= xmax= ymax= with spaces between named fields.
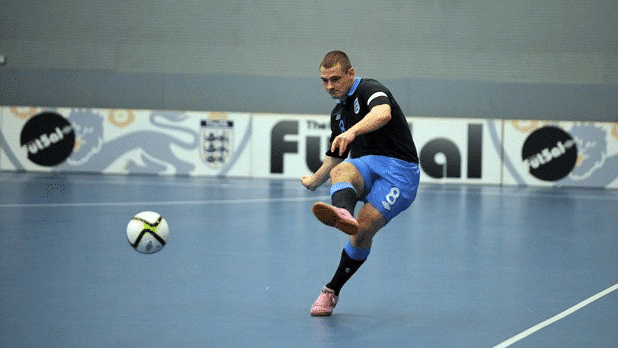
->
xmin=0 ymin=0 xmax=617 ymax=122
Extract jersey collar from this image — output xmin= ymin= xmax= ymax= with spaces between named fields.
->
xmin=336 ymin=77 xmax=362 ymax=104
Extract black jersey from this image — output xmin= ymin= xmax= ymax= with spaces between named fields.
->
xmin=325 ymin=78 xmax=419 ymax=163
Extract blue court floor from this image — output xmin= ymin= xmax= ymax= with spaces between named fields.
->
xmin=1 ymin=172 xmax=617 ymax=348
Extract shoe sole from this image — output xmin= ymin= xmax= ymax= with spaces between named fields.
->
xmin=312 ymin=202 xmax=359 ymax=235
xmin=310 ymin=311 xmax=333 ymax=317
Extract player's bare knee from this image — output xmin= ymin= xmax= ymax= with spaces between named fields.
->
xmin=351 ymin=233 xmax=372 ymax=249
xmin=330 ymin=164 xmax=363 ymax=195
xmin=352 ymin=223 xmax=379 ymax=248
xmin=330 ymin=163 xmax=350 ymax=181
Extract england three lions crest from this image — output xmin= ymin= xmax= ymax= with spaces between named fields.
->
xmin=201 ymin=119 xmax=234 ymax=169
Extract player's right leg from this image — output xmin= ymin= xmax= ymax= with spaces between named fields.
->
xmin=311 ymin=201 xmax=359 ymax=235
xmin=311 ymin=161 xmax=364 ymax=235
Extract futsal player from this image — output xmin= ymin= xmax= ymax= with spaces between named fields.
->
xmin=301 ymin=51 xmax=420 ymax=316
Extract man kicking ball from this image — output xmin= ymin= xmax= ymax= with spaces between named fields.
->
xmin=301 ymin=51 xmax=421 ymax=316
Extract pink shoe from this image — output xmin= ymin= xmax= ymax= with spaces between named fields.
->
xmin=312 ymin=202 xmax=359 ymax=235
xmin=310 ymin=287 xmax=338 ymax=316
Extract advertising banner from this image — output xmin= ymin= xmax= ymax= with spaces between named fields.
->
xmin=252 ymin=114 xmax=331 ymax=179
xmin=1 ymin=106 xmax=616 ymax=189
xmin=253 ymin=115 xmax=503 ymax=185
xmin=502 ymin=120 xmax=618 ymax=188
xmin=412 ymin=118 xmax=502 ymax=185
xmin=0 ymin=106 xmax=253 ymax=177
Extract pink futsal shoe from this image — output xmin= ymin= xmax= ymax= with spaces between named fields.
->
xmin=310 ymin=287 xmax=338 ymax=316
xmin=311 ymin=202 xmax=359 ymax=235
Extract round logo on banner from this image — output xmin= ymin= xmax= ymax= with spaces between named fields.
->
xmin=20 ymin=112 xmax=75 ymax=167
xmin=521 ymin=126 xmax=577 ymax=181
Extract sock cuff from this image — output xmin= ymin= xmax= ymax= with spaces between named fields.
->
xmin=344 ymin=241 xmax=371 ymax=261
xmin=330 ymin=182 xmax=356 ymax=196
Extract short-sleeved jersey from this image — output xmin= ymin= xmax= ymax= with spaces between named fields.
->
xmin=326 ymin=78 xmax=419 ymax=163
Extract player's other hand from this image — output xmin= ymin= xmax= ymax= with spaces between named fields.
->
xmin=330 ymin=131 xmax=356 ymax=156
xmin=301 ymin=175 xmax=318 ymax=191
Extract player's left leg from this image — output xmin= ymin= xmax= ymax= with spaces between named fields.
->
xmin=351 ymin=201 xmax=386 ymax=248
xmin=310 ymin=203 xmax=384 ymax=316
xmin=324 ymin=202 xmax=385 ymax=293
xmin=310 ymin=157 xmax=420 ymax=316
xmin=330 ymin=157 xmax=419 ymax=297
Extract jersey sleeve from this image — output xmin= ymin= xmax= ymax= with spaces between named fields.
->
xmin=361 ymin=82 xmax=391 ymax=110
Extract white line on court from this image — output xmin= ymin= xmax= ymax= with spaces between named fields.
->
xmin=493 ymin=282 xmax=618 ymax=348
xmin=421 ymin=186 xmax=618 ymax=201
xmin=2 ymin=175 xmax=617 ymax=201
xmin=0 ymin=195 xmax=331 ymax=209
xmin=0 ymin=176 xmax=296 ymax=189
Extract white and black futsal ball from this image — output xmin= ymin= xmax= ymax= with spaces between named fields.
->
xmin=126 ymin=211 xmax=169 ymax=254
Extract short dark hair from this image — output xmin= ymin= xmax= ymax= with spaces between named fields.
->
xmin=320 ymin=51 xmax=352 ymax=72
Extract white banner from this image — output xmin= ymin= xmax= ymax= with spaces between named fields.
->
xmin=502 ymin=120 xmax=618 ymax=188
xmin=412 ymin=118 xmax=502 ymax=185
xmin=253 ymin=115 xmax=503 ymax=185
xmin=1 ymin=106 xmax=616 ymax=189
xmin=0 ymin=107 xmax=253 ymax=177
xmin=252 ymin=114 xmax=331 ymax=179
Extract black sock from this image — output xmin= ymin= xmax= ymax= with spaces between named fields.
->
xmin=326 ymin=248 xmax=366 ymax=296
xmin=331 ymin=187 xmax=357 ymax=216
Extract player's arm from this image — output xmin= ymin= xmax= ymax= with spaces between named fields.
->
xmin=330 ymin=103 xmax=391 ymax=156
xmin=301 ymin=156 xmax=344 ymax=191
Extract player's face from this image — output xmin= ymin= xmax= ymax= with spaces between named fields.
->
xmin=320 ymin=64 xmax=355 ymax=99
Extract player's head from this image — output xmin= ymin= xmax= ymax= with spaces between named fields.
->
xmin=320 ymin=51 xmax=352 ymax=72
xmin=320 ymin=51 xmax=355 ymax=100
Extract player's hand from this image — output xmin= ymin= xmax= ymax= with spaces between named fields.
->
xmin=330 ymin=131 xmax=356 ymax=156
xmin=301 ymin=175 xmax=318 ymax=191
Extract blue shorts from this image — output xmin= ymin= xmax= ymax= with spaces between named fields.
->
xmin=346 ymin=155 xmax=420 ymax=224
